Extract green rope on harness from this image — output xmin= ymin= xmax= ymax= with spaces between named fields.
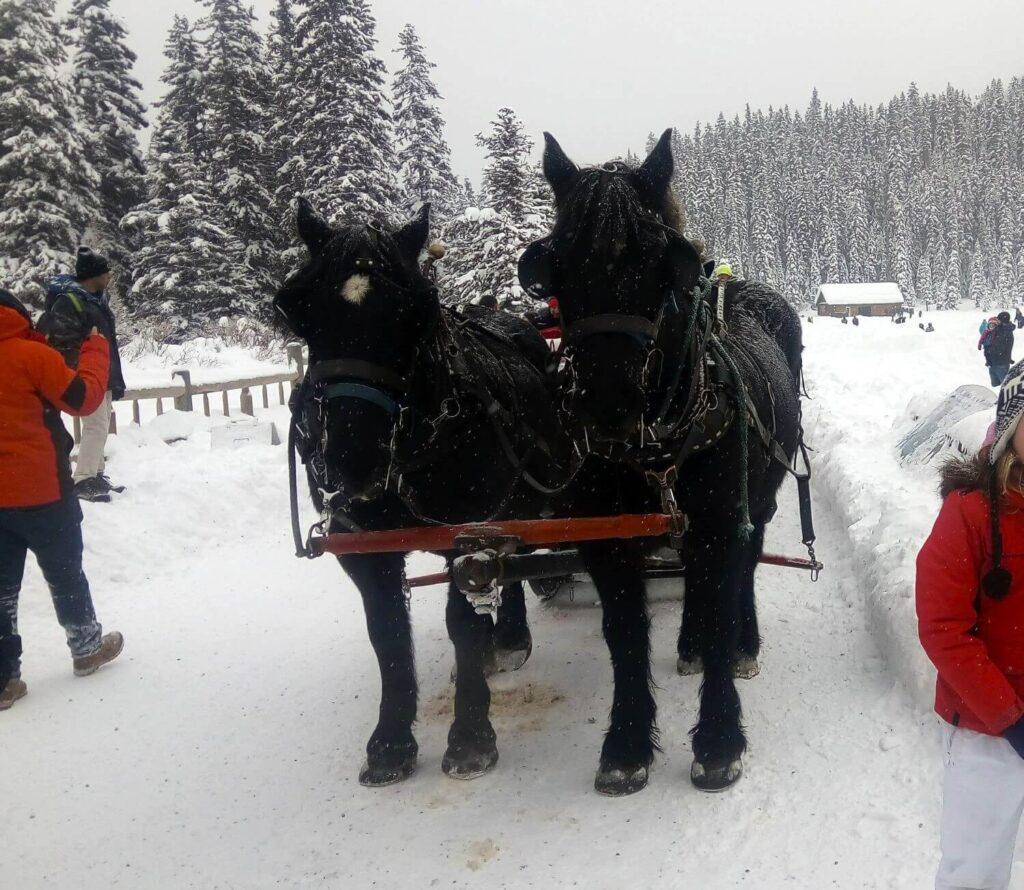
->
xmin=709 ymin=334 xmax=755 ymax=543
xmin=654 ymin=277 xmax=714 ymax=426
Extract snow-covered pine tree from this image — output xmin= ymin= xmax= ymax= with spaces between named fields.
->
xmin=965 ymin=251 xmax=985 ymax=308
xmin=266 ymin=0 xmax=299 ymax=247
xmin=197 ymin=0 xmax=278 ymax=315
xmin=944 ymin=244 xmax=963 ymax=309
xmin=0 ymin=0 xmax=101 ymax=307
xmin=915 ymin=252 xmax=933 ymax=306
xmin=65 ymin=0 xmax=147 ymax=286
xmin=121 ymin=15 xmax=236 ymax=338
xmin=282 ymin=0 xmax=399 ymax=225
xmin=392 ymin=23 xmax=459 ymax=220
xmin=438 ymin=107 xmax=546 ymax=311
xmin=478 ymin=107 xmax=533 ymax=224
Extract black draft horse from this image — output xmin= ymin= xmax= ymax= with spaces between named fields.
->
xmin=520 ymin=130 xmax=803 ymax=793
xmin=275 ymin=201 xmax=566 ymax=786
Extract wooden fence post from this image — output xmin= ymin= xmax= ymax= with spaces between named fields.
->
xmin=287 ymin=343 xmax=305 ymax=387
xmin=108 ymin=411 xmax=117 ymax=435
xmin=172 ymin=370 xmax=194 ymax=412
xmin=240 ymin=387 xmax=254 ymax=417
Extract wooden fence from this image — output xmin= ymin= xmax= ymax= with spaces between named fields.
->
xmin=73 ymin=344 xmax=306 ymax=444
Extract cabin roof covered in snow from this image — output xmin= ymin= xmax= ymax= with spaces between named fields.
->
xmin=817 ymin=283 xmax=905 ymax=306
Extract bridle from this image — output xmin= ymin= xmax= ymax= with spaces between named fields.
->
xmin=309 ymin=358 xmax=409 ymax=418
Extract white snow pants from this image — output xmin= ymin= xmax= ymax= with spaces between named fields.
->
xmin=74 ymin=392 xmax=112 ymax=482
xmin=937 ymin=724 xmax=1024 ymax=889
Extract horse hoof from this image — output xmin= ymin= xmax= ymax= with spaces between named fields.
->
xmin=358 ymin=755 xmax=417 ymax=787
xmin=733 ymin=655 xmax=760 ymax=679
xmin=442 ymin=742 xmax=499 ymax=780
xmin=595 ymin=764 xmax=649 ymax=796
xmin=494 ymin=639 xmax=533 ymax=673
xmin=676 ymin=655 xmax=703 ymax=676
xmin=690 ymin=758 xmax=743 ymax=792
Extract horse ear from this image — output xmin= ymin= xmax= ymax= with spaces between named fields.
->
xmin=638 ymin=128 xmax=674 ymax=197
xmin=395 ymin=203 xmax=431 ymax=259
xmin=543 ymin=132 xmax=579 ymax=201
xmin=297 ymin=197 xmax=333 ymax=254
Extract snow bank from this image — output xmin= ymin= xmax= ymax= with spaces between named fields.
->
xmin=803 ymin=308 xmax=1001 ymax=708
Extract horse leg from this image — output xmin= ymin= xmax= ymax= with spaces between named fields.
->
xmin=676 ymin=564 xmax=703 ymax=676
xmin=581 ymin=539 xmax=657 ymax=796
xmin=735 ymin=523 xmax=766 ymax=680
xmin=685 ymin=529 xmax=747 ymax=791
xmin=493 ymin=581 xmax=532 ymax=673
xmin=443 ymin=582 xmax=499 ymax=779
xmin=339 ymin=553 xmax=419 ymax=787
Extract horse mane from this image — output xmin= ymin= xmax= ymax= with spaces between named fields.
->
xmin=552 ymin=163 xmax=686 ymax=261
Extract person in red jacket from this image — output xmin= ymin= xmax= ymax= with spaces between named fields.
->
xmin=918 ymin=356 xmax=1024 ymax=889
xmin=0 ymin=290 xmax=124 ymax=711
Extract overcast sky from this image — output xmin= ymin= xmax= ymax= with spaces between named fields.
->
xmin=60 ymin=0 xmax=1024 ymax=183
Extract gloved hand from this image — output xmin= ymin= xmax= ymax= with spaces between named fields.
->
xmin=1002 ymin=715 xmax=1024 ymax=759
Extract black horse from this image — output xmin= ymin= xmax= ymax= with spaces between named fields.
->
xmin=275 ymin=201 xmax=567 ymax=786
xmin=519 ymin=130 xmax=803 ymax=793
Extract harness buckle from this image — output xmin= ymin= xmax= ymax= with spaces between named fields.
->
xmin=806 ymin=542 xmax=822 ymax=583
xmin=646 ymin=466 xmax=686 ymax=550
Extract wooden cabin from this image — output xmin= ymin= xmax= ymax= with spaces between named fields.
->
xmin=816 ymin=283 xmax=906 ymax=317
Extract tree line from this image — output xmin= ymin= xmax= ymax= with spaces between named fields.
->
xmin=1 ymin=0 xmax=1021 ymax=337
xmin=664 ymin=80 xmax=1024 ymax=308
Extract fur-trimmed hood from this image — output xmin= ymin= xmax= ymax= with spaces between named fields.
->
xmin=939 ymin=451 xmax=991 ymax=499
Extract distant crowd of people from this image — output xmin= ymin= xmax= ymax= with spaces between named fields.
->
xmin=1 ymin=246 xmax=127 ymax=711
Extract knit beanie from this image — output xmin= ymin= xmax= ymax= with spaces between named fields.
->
xmin=984 ymin=358 xmax=1024 ymax=598
xmin=0 ymin=288 xmax=32 ymax=324
xmin=75 ymin=246 xmax=110 ymax=281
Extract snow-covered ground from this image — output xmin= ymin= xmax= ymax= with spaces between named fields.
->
xmin=3 ymin=309 xmax=1018 ymax=888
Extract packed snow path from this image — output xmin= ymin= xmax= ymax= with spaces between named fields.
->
xmin=4 ymin=416 xmax=948 ymax=888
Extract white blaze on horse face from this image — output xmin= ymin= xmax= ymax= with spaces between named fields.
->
xmin=342 ymin=274 xmax=371 ymax=305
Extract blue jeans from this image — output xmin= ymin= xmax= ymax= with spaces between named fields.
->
xmin=990 ymin=364 xmax=1011 ymax=387
xmin=0 ymin=497 xmax=101 ymax=681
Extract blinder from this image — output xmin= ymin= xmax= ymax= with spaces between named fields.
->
xmin=517 ymin=236 xmax=555 ymax=301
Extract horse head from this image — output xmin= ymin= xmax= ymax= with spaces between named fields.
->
xmin=526 ymin=129 xmax=703 ymax=445
xmin=275 ymin=200 xmax=437 ymax=501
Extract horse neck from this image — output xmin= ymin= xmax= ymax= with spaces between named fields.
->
xmin=405 ymin=313 xmax=456 ymax=416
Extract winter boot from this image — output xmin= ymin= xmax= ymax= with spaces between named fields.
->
xmin=0 ymin=678 xmax=27 ymax=711
xmin=96 ymin=475 xmax=126 ymax=495
xmin=74 ymin=477 xmax=111 ymax=503
xmin=73 ymin=632 xmax=124 ymax=677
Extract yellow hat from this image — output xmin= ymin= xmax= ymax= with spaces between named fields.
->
xmin=714 ymin=262 xmax=734 ymax=279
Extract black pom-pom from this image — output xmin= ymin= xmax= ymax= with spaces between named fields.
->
xmin=984 ymin=566 xmax=1013 ymax=600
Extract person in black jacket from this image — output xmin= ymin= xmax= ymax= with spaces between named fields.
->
xmin=39 ymin=248 xmax=127 ymax=502
xmin=984 ymin=311 xmax=1015 ymax=386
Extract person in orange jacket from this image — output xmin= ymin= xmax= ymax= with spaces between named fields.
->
xmin=918 ymin=357 xmax=1024 ymax=888
xmin=0 ymin=290 xmax=124 ymax=711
